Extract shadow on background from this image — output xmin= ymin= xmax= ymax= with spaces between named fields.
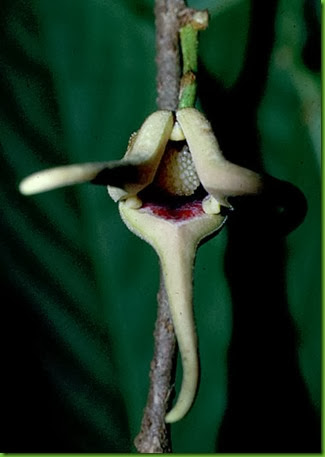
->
xmin=1 ymin=1 xmax=131 ymax=451
xmin=198 ymin=1 xmax=320 ymax=453
xmin=3 ymin=272 xmax=130 ymax=453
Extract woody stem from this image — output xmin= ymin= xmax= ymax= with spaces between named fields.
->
xmin=134 ymin=0 xmax=185 ymax=453
xmin=134 ymin=1 xmax=209 ymax=452
xmin=155 ymin=0 xmax=186 ymax=111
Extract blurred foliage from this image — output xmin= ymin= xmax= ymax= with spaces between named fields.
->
xmin=1 ymin=0 xmax=320 ymax=453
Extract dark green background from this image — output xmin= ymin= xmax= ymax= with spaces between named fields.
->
xmin=2 ymin=0 xmax=320 ymax=453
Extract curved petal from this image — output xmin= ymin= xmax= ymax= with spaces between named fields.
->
xmin=108 ymin=110 xmax=174 ymax=202
xmin=19 ymin=110 xmax=174 ymax=198
xmin=19 ymin=162 xmax=113 ymax=195
xmin=119 ymin=200 xmax=226 ymax=423
xmin=176 ymin=108 xmax=263 ymax=207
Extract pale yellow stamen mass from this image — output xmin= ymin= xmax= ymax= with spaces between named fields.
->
xmin=155 ymin=144 xmax=200 ymax=196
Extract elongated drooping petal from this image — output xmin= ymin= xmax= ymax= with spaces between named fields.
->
xmin=177 ymin=108 xmax=263 ymax=207
xmin=119 ymin=199 xmax=226 ymax=423
xmin=19 ymin=110 xmax=174 ymax=198
xmin=108 ymin=110 xmax=174 ymax=202
xmin=19 ymin=162 xmax=117 ymax=195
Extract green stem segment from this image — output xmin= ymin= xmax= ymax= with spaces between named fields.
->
xmin=178 ymin=9 xmax=210 ymax=110
xmin=180 ymin=23 xmax=198 ymax=74
xmin=178 ymin=24 xmax=198 ymax=109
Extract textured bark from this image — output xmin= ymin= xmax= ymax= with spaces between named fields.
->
xmin=134 ymin=1 xmax=192 ymax=452
xmin=134 ymin=2 xmax=184 ymax=450
xmin=134 ymin=274 xmax=176 ymax=453
xmin=155 ymin=0 xmax=186 ymax=111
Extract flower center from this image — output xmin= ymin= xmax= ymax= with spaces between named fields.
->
xmin=142 ymin=200 xmax=204 ymax=221
xmin=135 ymin=141 xmax=209 ymax=222
xmin=154 ymin=142 xmax=200 ymax=196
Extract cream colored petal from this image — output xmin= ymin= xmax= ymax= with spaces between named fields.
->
xmin=176 ymin=108 xmax=263 ymax=207
xmin=119 ymin=200 xmax=226 ymax=423
xmin=108 ymin=110 xmax=174 ymax=202
xmin=170 ymin=121 xmax=185 ymax=141
xmin=20 ymin=111 xmax=174 ymax=199
xmin=202 ymin=195 xmax=221 ymax=215
xmin=19 ymin=162 xmax=114 ymax=195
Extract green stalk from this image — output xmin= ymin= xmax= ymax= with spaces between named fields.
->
xmin=178 ymin=11 xmax=208 ymax=109
xmin=178 ymin=24 xmax=198 ymax=109
xmin=180 ymin=23 xmax=198 ymax=74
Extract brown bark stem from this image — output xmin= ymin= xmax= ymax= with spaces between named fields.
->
xmin=134 ymin=273 xmax=176 ymax=453
xmin=155 ymin=0 xmax=186 ymax=111
xmin=134 ymin=0 xmax=187 ymax=452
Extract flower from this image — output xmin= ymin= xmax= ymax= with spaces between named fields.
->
xmin=19 ymin=108 xmax=263 ymax=423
